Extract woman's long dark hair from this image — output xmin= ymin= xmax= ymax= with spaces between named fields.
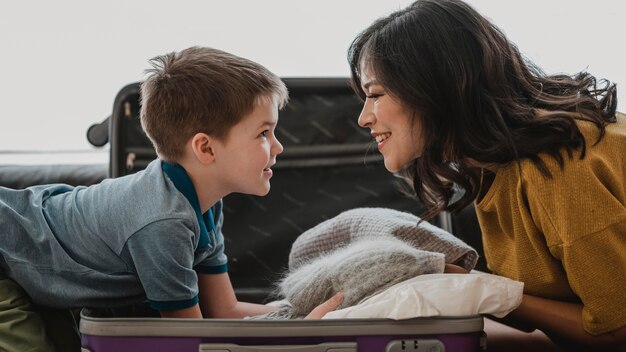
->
xmin=348 ymin=0 xmax=617 ymax=221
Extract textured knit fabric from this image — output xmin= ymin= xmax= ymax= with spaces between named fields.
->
xmin=279 ymin=236 xmax=445 ymax=316
xmin=261 ymin=207 xmax=477 ymax=319
xmin=0 ymin=159 xmax=227 ymax=311
xmin=476 ymin=113 xmax=626 ymax=335
xmin=289 ymin=207 xmax=478 ymax=271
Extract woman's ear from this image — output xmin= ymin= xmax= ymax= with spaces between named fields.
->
xmin=190 ymin=132 xmax=215 ymax=165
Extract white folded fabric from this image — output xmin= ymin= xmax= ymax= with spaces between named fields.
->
xmin=323 ymin=273 xmax=523 ymax=319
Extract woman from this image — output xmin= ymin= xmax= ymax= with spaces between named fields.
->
xmin=348 ymin=0 xmax=626 ymax=350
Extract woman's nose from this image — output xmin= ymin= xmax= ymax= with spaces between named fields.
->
xmin=357 ymin=100 xmax=374 ymax=128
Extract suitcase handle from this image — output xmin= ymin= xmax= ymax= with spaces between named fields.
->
xmin=198 ymin=342 xmax=356 ymax=352
xmin=86 ymin=115 xmax=110 ymax=147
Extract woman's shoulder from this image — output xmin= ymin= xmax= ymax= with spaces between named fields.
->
xmin=573 ymin=112 xmax=626 ymax=154
xmin=511 ymin=114 xmax=626 ymax=195
xmin=517 ymin=115 xmax=626 ymax=184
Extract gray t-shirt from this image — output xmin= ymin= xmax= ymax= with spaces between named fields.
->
xmin=0 ymin=159 xmax=227 ymax=311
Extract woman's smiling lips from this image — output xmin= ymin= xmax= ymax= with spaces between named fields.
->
xmin=371 ymin=132 xmax=391 ymax=150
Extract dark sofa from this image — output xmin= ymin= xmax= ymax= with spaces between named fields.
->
xmin=0 ymin=163 xmax=107 ymax=190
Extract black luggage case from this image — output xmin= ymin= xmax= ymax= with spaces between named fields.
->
xmin=102 ymin=78 xmax=433 ymax=302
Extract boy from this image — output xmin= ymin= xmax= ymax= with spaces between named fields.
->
xmin=0 ymin=46 xmax=341 ymax=352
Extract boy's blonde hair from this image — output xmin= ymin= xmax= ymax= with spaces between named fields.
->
xmin=140 ymin=46 xmax=288 ymax=161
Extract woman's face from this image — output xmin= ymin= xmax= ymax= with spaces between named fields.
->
xmin=357 ymin=64 xmax=425 ymax=173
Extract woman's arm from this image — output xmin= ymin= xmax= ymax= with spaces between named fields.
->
xmin=444 ymin=263 xmax=468 ymax=273
xmin=502 ymin=294 xmax=626 ymax=350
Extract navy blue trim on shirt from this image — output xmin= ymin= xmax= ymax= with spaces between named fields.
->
xmin=161 ymin=161 xmax=215 ymax=250
xmin=195 ymin=263 xmax=229 ymax=274
xmin=149 ymin=295 xmax=199 ymax=311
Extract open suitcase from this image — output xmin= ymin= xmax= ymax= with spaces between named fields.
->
xmin=82 ymin=78 xmax=479 ymax=352
xmin=80 ymin=312 xmax=485 ymax=352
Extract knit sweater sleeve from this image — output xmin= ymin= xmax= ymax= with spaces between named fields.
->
xmin=550 ymin=219 xmax=626 ymax=335
xmin=521 ymin=132 xmax=626 ymax=335
xmin=478 ymin=157 xmax=626 ymax=335
xmin=477 ymin=116 xmax=626 ymax=335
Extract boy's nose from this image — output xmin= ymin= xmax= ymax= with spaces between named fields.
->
xmin=273 ymin=138 xmax=284 ymax=155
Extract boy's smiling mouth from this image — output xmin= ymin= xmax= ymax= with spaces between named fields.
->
xmin=263 ymin=163 xmax=275 ymax=176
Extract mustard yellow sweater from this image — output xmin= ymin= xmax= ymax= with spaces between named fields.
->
xmin=476 ymin=112 xmax=626 ymax=335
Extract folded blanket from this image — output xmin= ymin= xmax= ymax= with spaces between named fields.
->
xmin=279 ymin=236 xmax=445 ymax=317
xmin=289 ymin=207 xmax=478 ymax=271
xmin=249 ymin=207 xmax=478 ymax=320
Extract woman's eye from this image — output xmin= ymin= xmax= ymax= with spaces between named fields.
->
xmin=260 ymin=130 xmax=268 ymax=137
xmin=366 ymin=94 xmax=382 ymax=101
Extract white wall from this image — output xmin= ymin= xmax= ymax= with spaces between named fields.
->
xmin=0 ymin=0 xmax=624 ymax=163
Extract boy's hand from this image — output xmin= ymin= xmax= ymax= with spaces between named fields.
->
xmin=304 ymin=292 xmax=344 ymax=319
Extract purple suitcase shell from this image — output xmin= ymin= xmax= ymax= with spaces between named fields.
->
xmin=80 ymin=313 xmax=485 ymax=352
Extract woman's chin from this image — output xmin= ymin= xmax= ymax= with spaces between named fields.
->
xmin=383 ymin=161 xmax=401 ymax=173
xmin=384 ymin=158 xmax=418 ymax=173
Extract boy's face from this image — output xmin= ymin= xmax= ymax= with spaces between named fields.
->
xmin=211 ymin=98 xmax=283 ymax=196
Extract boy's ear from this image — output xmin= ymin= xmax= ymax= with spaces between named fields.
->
xmin=191 ymin=133 xmax=215 ymax=164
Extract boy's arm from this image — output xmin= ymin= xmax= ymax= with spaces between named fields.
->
xmin=160 ymin=304 xmax=203 ymax=319
xmin=197 ymin=272 xmax=344 ymax=319
xmin=158 ymin=273 xmax=274 ymax=319
xmin=198 ymin=272 xmax=278 ymax=318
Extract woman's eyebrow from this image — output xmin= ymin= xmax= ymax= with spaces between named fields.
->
xmin=363 ymin=80 xmax=379 ymax=89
